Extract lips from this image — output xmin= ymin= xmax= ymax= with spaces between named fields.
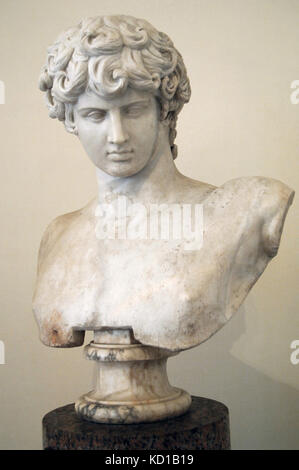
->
xmin=107 ymin=150 xmax=133 ymax=162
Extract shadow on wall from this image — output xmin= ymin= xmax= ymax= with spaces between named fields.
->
xmin=168 ymin=303 xmax=299 ymax=450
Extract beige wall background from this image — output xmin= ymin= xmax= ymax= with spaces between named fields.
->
xmin=0 ymin=0 xmax=298 ymax=449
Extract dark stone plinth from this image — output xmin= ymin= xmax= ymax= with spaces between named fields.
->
xmin=42 ymin=396 xmax=230 ymax=450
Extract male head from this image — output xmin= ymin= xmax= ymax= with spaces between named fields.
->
xmin=39 ymin=15 xmax=191 ymax=175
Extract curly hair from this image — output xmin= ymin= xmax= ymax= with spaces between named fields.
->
xmin=39 ymin=15 xmax=191 ymax=159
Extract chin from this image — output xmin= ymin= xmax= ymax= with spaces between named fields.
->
xmin=103 ymin=163 xmax=145 ymax=178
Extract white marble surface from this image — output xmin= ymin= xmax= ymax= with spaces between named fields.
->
xmin=33 ymin=174 xmax=294 ymax=351
xmin=33 ymin=15 xmax=294 ymax=352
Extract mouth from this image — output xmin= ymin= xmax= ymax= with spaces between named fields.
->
xmin=107 ymin=150 xmax=133 ymax=162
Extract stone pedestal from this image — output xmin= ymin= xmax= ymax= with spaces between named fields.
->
xmin=75 ymin=329 xmax=191 ymax=424
xmin=43 ymin=396 xmax=231 ymax=450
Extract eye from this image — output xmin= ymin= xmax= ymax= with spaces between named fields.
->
xmin=84 ymin=110 xmax=107 ymax=122
xmin=123 ymin=104 xmax=147 ymax=117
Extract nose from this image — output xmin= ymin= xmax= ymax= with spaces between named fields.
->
xmin=107 ymin=109 xmax=128 ymax=144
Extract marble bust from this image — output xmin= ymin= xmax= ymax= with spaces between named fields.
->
xmin=33 ymin=15 xmax=294 ymax=423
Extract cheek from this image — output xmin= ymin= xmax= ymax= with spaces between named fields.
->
xmin=144 ymin=118 xmax=159 ymax=150
xmin=130 ymin=114 xmax=158 ymax=147
xmin=77 ymin=122 xmax=105 ymax=154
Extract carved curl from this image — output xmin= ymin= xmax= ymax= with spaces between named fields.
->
xmin=39 ymin=15 xmax=191 ymax=159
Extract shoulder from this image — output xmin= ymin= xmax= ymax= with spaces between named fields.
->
xmin=37 ymin=198 xmax=97 ymax=269
xmin=214 ymin=176 xmax=294 ymax=207
xmin=36 ymin=212 xmax=77 ymax=273
xmin=220 ymin=175 xmax=293 ymax=196
xmin=224 ymin=176 xmax=294 ymax=213
xmin=220 ymin=176 xmax=295 ymax=257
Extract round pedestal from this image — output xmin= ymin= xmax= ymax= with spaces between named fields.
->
xmin=75 ymin=337 xmax=191 ymax=424
xmin=43 ymin=396 xmax=231 ymax=450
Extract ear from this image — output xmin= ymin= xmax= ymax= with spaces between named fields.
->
xmin=157 ymin=118 xmax=169 ymax=138
xmin=159 ymin=99 xmax=169 ymax=121
xmin=158 ymin=118 xmax=177 ymax=159
xmin=64 ymin=103 xmax=78 ymax=135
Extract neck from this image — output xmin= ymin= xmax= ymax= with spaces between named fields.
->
xmin=96 ymin=125 xmax=180 ymax=205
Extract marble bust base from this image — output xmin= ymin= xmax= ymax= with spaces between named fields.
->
xmin=75 ymin=329 xmax=191 ymax=424
xmin=43 ymin=397 xmax=230 ymax=450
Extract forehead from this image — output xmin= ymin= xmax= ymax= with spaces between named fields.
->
xmin=75 ymin=87 xmax=154 ymax=110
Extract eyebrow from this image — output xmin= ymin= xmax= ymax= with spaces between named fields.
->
xmin=77 ymin=99 xmax=151 ymax=113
